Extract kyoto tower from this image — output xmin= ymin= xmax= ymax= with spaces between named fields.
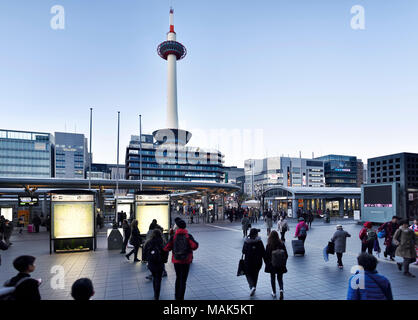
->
xmin=153 ymin=8 xmax=191 ymax=146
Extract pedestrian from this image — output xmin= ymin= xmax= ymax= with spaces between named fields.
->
xmin=265 ymin=210 xmax=273 ymax=236
xmin=347 ymin=253 xmax=393 ymax=300
xmin=3 ymin=255 xmax=41 ymax=300
xmin=377 ymin=216 xmax=399 ymax=261
xmin=144 ymin=229 xmax=169 ymax=300
xmin=120 ymin=219 xmax=131 ymax=254
xmin=393 ymin=219 xmax=418 ymax=277
xmin=163 ymin=219 xmax=198 ymax=300
xmin=242 ymin=228 xmax=265 ymax=297
xmin=71 ymin=278 xmax=95 ymax=300
xmin=277 ymin=216 xmax=289 ymax=242
xmin=32 ymin=214 xmax=41 ymax=233
xmin=125 ymin=219 xmax=141 ymax=262
xmin=331 ymin=225 xmax=351 ymax=269
xmin=96 ymin=213 xmax=102 ymax=230
xmin=264 ymin=230 xmax=288 ymax=300
xmin=307 ymin=210 xmax=314 ymax=228
xmin=241 ymin=215 xmax=250 ymax=238
xmin=410 ymin=219 xmax=418 ymax=265
xmin=3 ymin=220 xmax=13 ymax=246
xmin=45 ymin=215 xmax=51 ymax=232
xmin=145 ymin=219 xmax=167 ymax=279
xmin=294 ymin=217 xmax=309 ymax=244
xmin=17 ymin=216 xmax=24 ymax=234
xmin=359 ymin=222 xmax=376 ymax=255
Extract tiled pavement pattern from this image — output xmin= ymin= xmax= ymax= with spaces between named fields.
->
xmin=0 ymin=218 xmax=417 ymax=300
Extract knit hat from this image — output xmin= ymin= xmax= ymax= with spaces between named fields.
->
xmin=176 ymin=219 xmax=186 ymax=229
xmin=364 ymin=221 xmax=372 ymax=228
xmin=249 ymin=228 xmax=260 ymax=238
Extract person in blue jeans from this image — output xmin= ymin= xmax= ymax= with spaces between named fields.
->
xmin=347 ymin=253 xmax=393 ymax=300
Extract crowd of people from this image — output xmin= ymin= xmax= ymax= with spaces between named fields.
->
xmin=1 ymin=209 xmax=417 ymax=301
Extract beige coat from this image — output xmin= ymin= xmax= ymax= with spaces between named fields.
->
xmin=393 ymin=227 xmax=418 ymax=259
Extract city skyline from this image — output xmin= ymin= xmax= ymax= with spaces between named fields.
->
xmin=0 ymin=1 xmax=417 ymax=167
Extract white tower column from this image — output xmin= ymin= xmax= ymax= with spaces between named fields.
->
xmin=166 ymin=53 xmax=178 ymax=129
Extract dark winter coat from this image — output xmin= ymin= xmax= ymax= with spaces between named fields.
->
xmin=264 ymin=242 xmax=288 ymax=274
xmin=129 ymin=226 xmax=141 ymax=247
xmin=4 ymin=273 xmax=41 ymax=301
xmin=144 ymin=237 xmax=168 ymax=273
xmin=378 ymin=222 xmax=399 ymax=246
xmin=242 ymin=237 xmax=265 ymax=272
xmin=32 ymin=215 xmax=41 ymax=226
xmin=122 ymin=224 xmax=131 ymax=240
xmin=331 ymin=229 xmax=351 ymax=253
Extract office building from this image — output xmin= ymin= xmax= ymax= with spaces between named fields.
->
xmin=125 ymin=135 xmax=224 ymax=182
xmin=0 ymin=129 xmax=54 ymax=178
xmin=54 ymin=132 xmax=88 ymax=179
xmin=87 ymin=163 xmax=126 ymax=180
xmin=367 ymin=152 xmax=418 ymax=219
xmin=315 ymin=154 xmax=358 ymax=187
xmin=244 ymin=156 xmax=325 ymax=198
xmin=357 ymin=159 xmax=365 ymax=187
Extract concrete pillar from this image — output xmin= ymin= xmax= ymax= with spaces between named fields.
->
xmin=292 ymin=199 xmax=298 ymax=218
xmin=339 ymin=199 xmax=344 ymax=217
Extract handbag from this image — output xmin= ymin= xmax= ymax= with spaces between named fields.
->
xmin=237 ymin=254 xmax=246 ymax=276
xmin=327 ymin=241 xmax=335 ymax=255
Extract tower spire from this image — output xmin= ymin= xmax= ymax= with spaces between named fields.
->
xmin=169 ymin=7 xmax=174 ymax=33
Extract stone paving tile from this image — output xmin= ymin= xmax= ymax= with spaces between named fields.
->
xmin=1 ymin=219 xmax=417 ymax=300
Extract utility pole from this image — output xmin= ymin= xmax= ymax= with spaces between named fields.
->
xmin=139 ymin=114 xmax=143 ymax=191
xmin=116 ymin=111 xmax=120 ymax=215
xmin=89 ymin=108 xmax=92 ymax=191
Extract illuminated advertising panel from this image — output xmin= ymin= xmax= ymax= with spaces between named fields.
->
xmin=136 ymin=204 xmax=170 ymax=234
xmin=52 ymin=202 xmax=94 ymax=239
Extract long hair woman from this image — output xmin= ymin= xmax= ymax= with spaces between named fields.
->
xmin=264 ymin=230 xmax=288 ymax=300
xmin=125 ymin=219 xmax=141 ymax=262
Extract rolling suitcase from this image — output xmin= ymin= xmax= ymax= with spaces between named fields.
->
xmin=27 ymin=224 xmax=34 ymax=233
xmin=292 ymin=239 xmax=305 ymax=256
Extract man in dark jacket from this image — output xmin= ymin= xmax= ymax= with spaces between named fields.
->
xmin=163 ymin=219 xmax=198 ymax=300
xmin=378 ymin=216 xmax=399 ymax=261
xmin=4 ymin=255 xmax=41 ymax=300
xmin=347 ymin=253 xmax=393 ymax=300
xmin=242 ymin=228 xmax=265 ymax=296
xmin=32 ymin=215 xmax=41 ymax=233
xmin=120 ymin=219 xmax=131 ymax=254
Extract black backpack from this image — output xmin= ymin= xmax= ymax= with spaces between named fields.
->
xmin=173 ymin=233 xmax=190 ymax=261
xmin=0 ymin=278 xmax=32 ymax=301
xmin=271 ymin=248 xmax=287 ymax=268
xmin=147 ymin=243 xmax=162 ymax=265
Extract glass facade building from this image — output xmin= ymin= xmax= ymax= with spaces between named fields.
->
xmin=315 ymin=154 xmax=358 ymax=187
xmin=0 ymin=129 xmax=54 ymax=178
xmin=54 ymin=132 xmax=87 ymax=179
xmin=125 ymin=135 xmax=224 ymax=182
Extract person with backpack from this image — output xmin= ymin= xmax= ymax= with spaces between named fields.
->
xmin=241 ymin=215 xmax=250 ymax=238
xmin=3 ymin=255 xmax=41 ymax=300
xmin=163 ymin=218 xmax=198 ymax=300
xmin=144 ymin=229 xmax=169 ymax=300
xmin=393 ymin=219 xmax=418 ymax=277
xmin=242 ymin=228 xmax=265 ymax=297
xmin=294 ymin=217 xmax=309 ymax=243
xmin=331 ymin=225 xmax=351 ymax=269
xmin=125 ymin=219 xmax=141 ymax=262
xmin=264 ymin=230 xmax=288 ymax=300
xmin=71 ymin=278 xmax=95 ymax=300
xmin=277 ymin=216 xmax=289 ymax=242
xmin=359 ymin=222 xmax=376 ymax=255
xmin=120 ymin=219 xmax=131 ymax=254
xmin=347 ymin=253 xmax=393 ymax=300
xmin=377 ymin=216 xmax=399 ymax=261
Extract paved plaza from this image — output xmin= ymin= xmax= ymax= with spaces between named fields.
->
xmin=1 ymin=218 xmax=417 ymax=300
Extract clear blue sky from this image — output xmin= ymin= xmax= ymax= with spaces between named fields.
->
xmin=0 ymin=0 xmax=417 ymax=166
